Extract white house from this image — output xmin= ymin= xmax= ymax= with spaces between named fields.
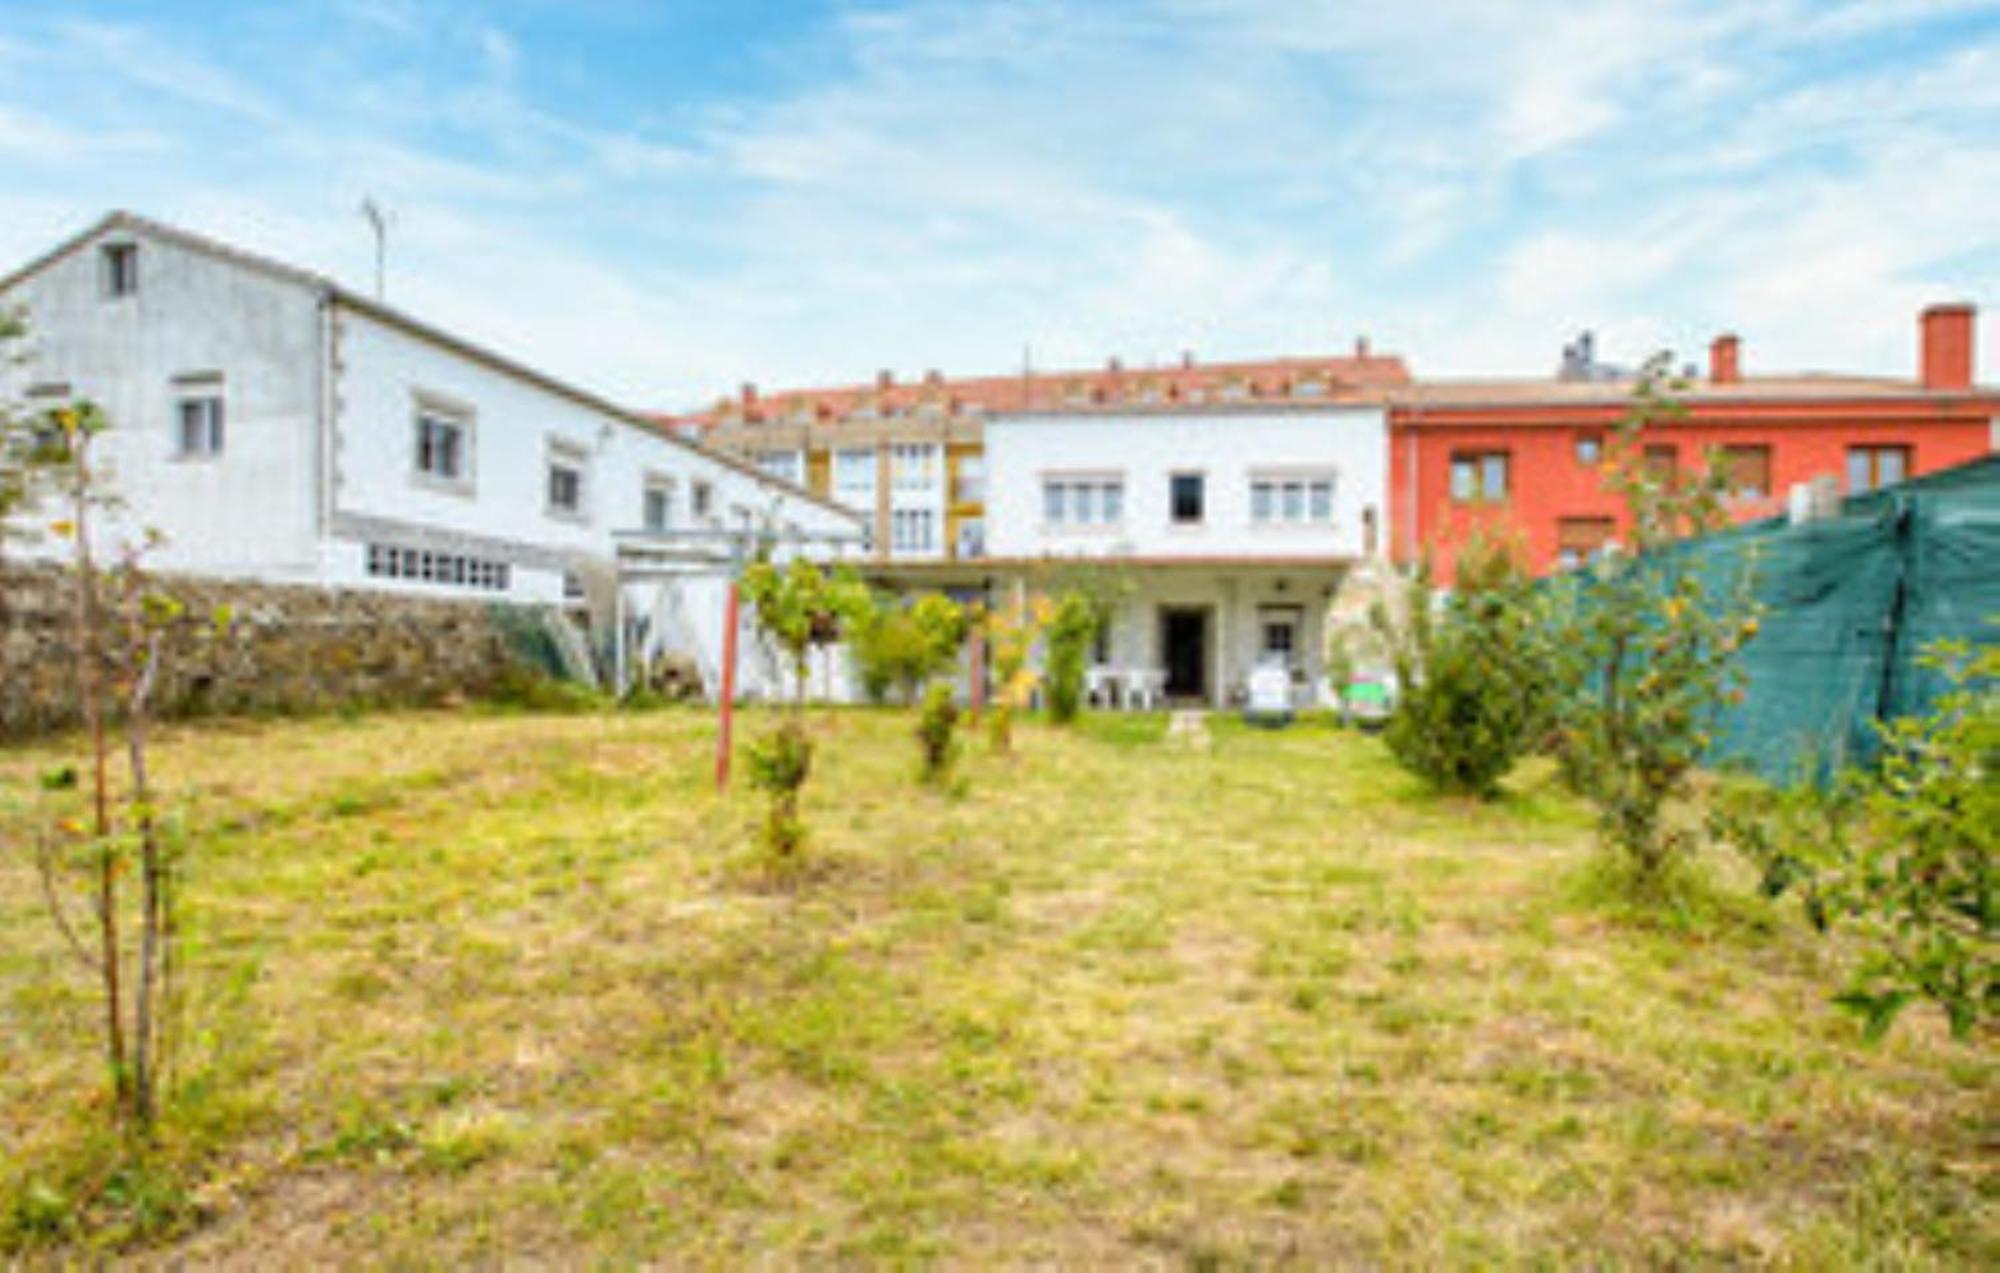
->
xmin=0 ymin=211 xmax=863 ymax=693
xmin=978 ymin=404 xmax=1389 ymax=706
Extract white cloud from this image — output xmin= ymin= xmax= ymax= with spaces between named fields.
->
xmin=0 ymin=0 xmax=1992 ymax=404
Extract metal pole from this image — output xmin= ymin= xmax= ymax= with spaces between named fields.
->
xmin=715 ymin=580 xmax=740 ymax=791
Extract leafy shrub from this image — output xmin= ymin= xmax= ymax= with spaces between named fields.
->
xmin=1547 ymin=358 xmax=1760 ymax=892
xmin=984 ymin=592 xmax=1049 ymax=754
xmin=746 ymin=717 xmax=813 ymax=858
xmin=915 ymin=682 xmax=961 ymax=787
xmin=1375 ymin=531 xmax=1551 ymax=798
xmin=849 ymin=590 xmax=966 ymax=705
xmin=1044 ymin=590 xmax=1098 ymax=725
xmin=1711 ymin=639 xmax=1997 ymax=1039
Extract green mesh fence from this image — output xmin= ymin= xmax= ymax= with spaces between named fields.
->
xmin=485 ymin=602 xmax=576 ymax=682
xmin=1563 ymin=454 xmax=2000 ymax=782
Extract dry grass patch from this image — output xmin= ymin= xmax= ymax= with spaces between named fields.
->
xmin=1 ymin=706 xmax=1993 ymax=1264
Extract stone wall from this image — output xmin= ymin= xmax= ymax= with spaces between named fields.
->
xmin=1 ymin=563 xmax=547 ymax=738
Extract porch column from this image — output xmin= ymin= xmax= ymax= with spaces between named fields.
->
xmin=1216 ymin=575 xmax=1239 ymax=708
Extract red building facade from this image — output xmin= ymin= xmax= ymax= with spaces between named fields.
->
xmin=1388 ymin=305 xmax=1998 ymax=583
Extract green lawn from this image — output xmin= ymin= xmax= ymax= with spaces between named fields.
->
xmin=1 ymin=707 xmax=1992 ymax=1264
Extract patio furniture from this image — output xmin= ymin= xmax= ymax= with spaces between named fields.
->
xmin=1124 ymin=668 xmax=1166 ymax=710
xmin=1085 ymin=664 xmax=1121 ymax=708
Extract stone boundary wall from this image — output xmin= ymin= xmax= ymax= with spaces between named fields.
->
xmin=1 ymin=563 xmax=544 ymax=739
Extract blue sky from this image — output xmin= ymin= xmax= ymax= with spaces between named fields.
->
xmin=1 ymin=0 xmax=1996 ymax=406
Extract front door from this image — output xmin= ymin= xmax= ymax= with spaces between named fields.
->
xmin=1160 ymin=607 xmax=1209 ymax=700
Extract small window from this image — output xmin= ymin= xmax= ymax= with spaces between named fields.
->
xmin=1260 ymin=607 xmax=1303 ymax=666
xmin=1170 ymin=472 xmax=1205 ymax=525
xmin=1575 ymin=433 xmax=1603 ymax=465
xmin=1847 ymin=445 xmax=1910 ymax=495
xmin=1643 ymin=444 xmax=1679 ymax=485
xmin=102 ymin=243 xmax=138 ymax=298
xmin=1718 ymin=444 xmax=1772 ymax=498
xmin=1449 ymin=452 xmax=1509 ymax=502
xmin=835 ymin=447 xmax=876 ymax=496
xmin=1251 ymin=472 xmax=1336 ymax=524
xmin=642 ymin=477 xmax=675 ymax=531
xmin=1041 ymin=477 xmax=1123 ymax=527
xmin=174 ymin=393 xmax=224 ymax=458
xmin=1557 ymin=516 xmax=1616 ymax=570
xmin=692 ymin=479 xmax=714 ymax=519
xmin=546 ymin=443 xmax=586 ymax=518
xmin=415 ymin=411 xmax=469 ymax=484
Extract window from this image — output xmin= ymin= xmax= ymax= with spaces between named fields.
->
xmin=835 ymin=447 xmax=876 ymax=498
xmin=1260 ymin=607 xmax=1303 ymax=666
xmin=756 ymin=450 xmax=802 ymax=484
xmin=1718 ymin=444 xmax=1772 ymax=498
xmin=1449 ymin=451 xmax=1509 ymax=502
xmin=1575 ymin=433 xmax=1603 ymax=465
xmin=1170 ymin=472 xmax=1205 ymax=525
xmin=955 ymin=517 xmax=986 ymax=559
xmin=1643 ymin=444 xmax=1679 ymax=485
xmin=953 ymin=454 xmax=985 ymax=504
xmin=1848 ymin=445 xmax=1910 ymax=495
xmin=414 ymin=410 xmax=470 ymax=485
xmin=546 ymin=442 xmax=587 ymax=518
xmin=173 ymin=391 xmax=224 ymax=458
xmin=891 ymin=443 xmax=939 ymax=491
xmin=1556 ymin=517 xmax=1616 ymax=570
xmin=563 ymin=571 xmax=586 ymax=602
xmin=892 ymin=507 xmax=937 ymax=553
xmin=365 ymin=543 xmax=510 ymax=592
xmin=692 ymin=479 xmax=714 ymax=519
xmin=101 ymin=243 xmax=138 ymax=298
xmin=642 ymin=476 xmax=675 ymax=531
xmin=1251 ymin=472 xmax=1336 ymax=525
xmin=1042 ymin=476 xmax=1123 ymax=527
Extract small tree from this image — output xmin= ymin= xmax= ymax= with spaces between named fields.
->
xmin=982 ymin=589 xmax=1050 ymax=755
xmin=1044 ymin=590 xmax=1098 ymax=724
xmin=1549 ymin=357 xmax=1761 ymax=891
xmin=29 ymin=402 xmax=223 ymax=1132
xmin=1711 ymin=639 xmax=1996 ymax=1040
xmin=915 ymin=682 xmax=962 ymax=788
xmin=738 ymin=557 xmax=868 ymax=858
xmin=1375 ymin=529 xmax=1551 ymax=797
xmin=849 ymin=589 xmax=966 ymax=705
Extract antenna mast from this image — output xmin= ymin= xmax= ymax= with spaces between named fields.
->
xmin=360 ymin=198 xmax=391 ymax=301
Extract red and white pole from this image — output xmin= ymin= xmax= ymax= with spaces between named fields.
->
xmin=715 ymin=580 xmax=740 ymax=791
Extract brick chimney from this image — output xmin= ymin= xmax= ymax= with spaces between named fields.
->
xmin=740 ymin=381 xmax=758 ymax=407
xmin=877 ymin=368 xmax=895 ymax=390
xmin=1106 ymin=356 xmax=1123 ymax=374
xmin=1920 ymin=303 xmax=1975 ymax=391
xmin=1181 ymin=350 xmax=1195 ymax=370
xmin=923 ymin=367 xmax=943 ymax=388
xmin=1709 ymin=333 xmax=1741 ymax=384
xmin=1355 ymin=335 xmax=1371 ymax=359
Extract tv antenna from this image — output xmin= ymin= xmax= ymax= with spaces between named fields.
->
xmin=360 ymin=197 xmax=392 ymax=301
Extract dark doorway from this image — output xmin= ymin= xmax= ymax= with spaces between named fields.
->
xmin=1160 ymin=607 xmax=1210 ymax=700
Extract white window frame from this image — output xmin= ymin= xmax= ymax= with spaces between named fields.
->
xmin=642 ymin=473 xmax=676 ymax=532
xmin=1169 ymin=470 xmax=1205 ymax=527
xmin=756 ymin=449 xmax=803 ymax=485
xmin=1041 ymin=472 xmax=1125 ymax=531
xmin=1249 ymin=469 xmax=1336 ymax=526
xmin=892 ymin=506 xmax=937 ymax=554
xmin=891 ymin=442 xmax=940 ymax=492
xmin=835 ymin=447 xmax=877 ymax=498
xmin=692 ymin=478 xmax=715 ymax=521
xmin=171 ymin=378 xmax=225 ymax=460
xmin=412 ymin=395 xmax=475 ymax=494
xmin=101 ymin=242 xmax=138 ymax=299
xmin=545 ymin=438 xmax=589 ymax=522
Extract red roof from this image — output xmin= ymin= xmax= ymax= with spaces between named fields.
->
xmin=671 ymin=347 xmax=1412 ymax=430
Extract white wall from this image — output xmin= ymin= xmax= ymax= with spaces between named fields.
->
xmin=331 ymin=305 xmax=849 ymax=602
xmin=984 ymin=407 xmax=1388 ymax=561
xmin=0 ymin=224 xmax=325 ymax=579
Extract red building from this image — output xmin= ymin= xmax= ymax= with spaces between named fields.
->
xmin=1388 ymin=304 xmax=1998 ymax=583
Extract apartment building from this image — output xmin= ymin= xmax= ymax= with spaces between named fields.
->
xmin=684 ymin=345 xmax=1412 ymax=562
xmin=1389 ymin=305 xmax=2000 ymax=583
